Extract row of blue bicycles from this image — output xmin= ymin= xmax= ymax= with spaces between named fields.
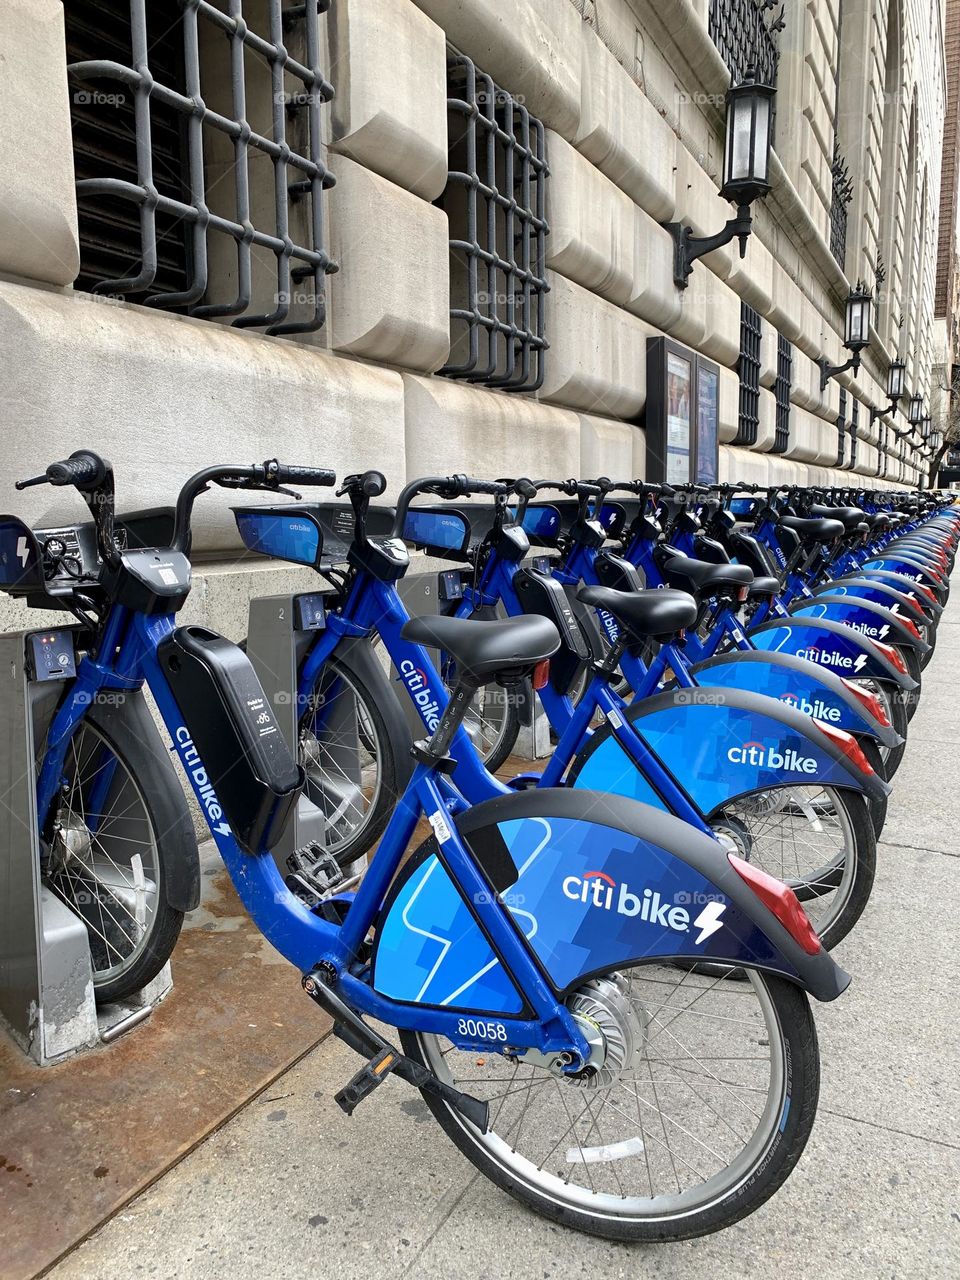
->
xmin=2 ymin=450 xmax=955 ymax=1241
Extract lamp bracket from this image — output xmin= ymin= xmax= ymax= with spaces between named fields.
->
xmin=817 ymin=351 xmax=862 ymax=392
xmin=663 ymin=205 xmax=752 ymax=289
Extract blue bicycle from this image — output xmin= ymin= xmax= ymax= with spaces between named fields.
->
xmin=1 ymin=451 xmax=849 ymax=1239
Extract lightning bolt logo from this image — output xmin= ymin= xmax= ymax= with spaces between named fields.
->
xmin=16 ymin=536 xmax=28 ymax=567
xmin=692 ymin=901 xmax=726 ymax=945
xmin=853 ymin=653 xmax=868 ymax=672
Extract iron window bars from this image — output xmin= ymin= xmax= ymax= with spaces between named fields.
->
xmin=65 ymin=0 xmax=337 ymax=335
xmin=772 ymin=331 xmax=792 ymax=453
xmin=735 ymin=301 xmax=762 ymax=445
xmin=708 ymin=0 xmax=782 ymax=90
xmin=849 ymin=399 xmax=859 ymax=470
xmin=829 ymin=147 xmax=854 ymax=272
xmin=837 ymin=387 xmax=847 ymax=467
xmin=438 ymin=51 xmax=549 ymax=392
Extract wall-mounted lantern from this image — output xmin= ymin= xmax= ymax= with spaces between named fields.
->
xmin=907 ymin=392 xmax=924 ymax=425
xmin=663 ymin=68 xmax=775 ymax=289
xmin=817 ymin=283 xmax=872 ymax=390
xmin=871 ymin=356 xmax=907 ymax=429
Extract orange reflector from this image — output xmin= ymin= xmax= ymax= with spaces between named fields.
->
xmin=872 ymin=639 xmax=907 ymax=673
xmin=532 ymin=659 xmax=551 ymax=690
xmin=840 ymin=677 xmax=890 ymax=727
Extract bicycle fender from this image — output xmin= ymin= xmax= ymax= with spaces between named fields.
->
xmin=568 ymin=688 xmax=889 ymax=811
xmin=862 ymin=556 xmax=947 ymax=591
xmin=371 ymin=789 xmax=849 ymax=1006
xmin=689 ymin=650 xmax=901 ymax=749
xmin=89 ymin=689 xmax=201 ymax=912
xmin=788 ymin=595 xmax=931 ymax=654
xmin=748 ymin=615 xmax=918 ymax=690
xmin=839 ymin=569 xmax=943 ymax=616
xmin=812 ymin=578 xmax=931 ymax=625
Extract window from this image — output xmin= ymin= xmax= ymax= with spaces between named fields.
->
xmin=65 ymin=0 xmax=337 ymax=335
xmin=438 ymin=50 xmax=549 ymax=392
xmin=837 ymin=388 xmax=847 ymax=467
xmin=708 ymin=0 xmax=781 ymax=89
xmin=735 ymin=302 xmax=762 ymax=446
xmin=772 ymin=332 xmax=792 ymax=453
xmin=829 ymin=148 xmax=853 ymax=272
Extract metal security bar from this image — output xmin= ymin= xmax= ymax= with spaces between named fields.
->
xmin=772 ymin=331 xmax=792 ymax=453
xmin=735 ymin=302 xmax=762 ymax=446
xmin=708 ymin=0 xmax=782 ymax=89
xmin=829 ymin=148 xmax=853 ymax=271
xmin=837 ymin=388 xmax=847 ymax=467
xmin=65 ymin=0 xmax=337 ymax=335
xmin=438 ymin=51 xmax=549 ymax=392
xmin=850 ymin=399 xmax=859 ymax=470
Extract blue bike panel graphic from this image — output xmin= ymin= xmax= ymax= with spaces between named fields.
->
xmin=791 ymin=600 xmax=896 ymax=644
xmin=495 ymin=816 xmax=794 ymax=990
xmin=374 ymin=816 xmax=799 ymax=1004
xmin=574 ymin=703 xmax=857 ymax=816
xmin=374 ymin=855 xmax=525 ymax=1013
xmin=519 ymin=504 xmax=562 ymax=541
xmin=691 ymin=659 xmax=872 ymax=734
xmin=751 ymin=622 xmax=879 ymax=677
xmin=235 ymin=510 xmax=320 ymax=567
xmin=403 ymin=508 xmax=471 ymax=554
xmin=0 ymin=518 xmax=41 ymax=589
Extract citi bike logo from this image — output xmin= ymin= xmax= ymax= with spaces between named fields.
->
xmin=779 ymin=691 xmax=841 ymax=722
xmin=841 ymin=620 xmax=889 ymax=640
xmin=562 ymin=870 xmax=726 ymax=944
xmin=597 ymin=608 xmax=620 ymax=644
xmin=795 ymin=644 xmax=868 ymax=673
xmin=726 ymin=739 xmax=818 ymax=774
xmin=175 ymin=727 xmax=232 ymax=837
xmin=398 ymin=659 xmax=442 ymax=732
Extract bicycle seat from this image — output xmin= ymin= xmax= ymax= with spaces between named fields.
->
xmin=808 ymin=504 xmax=864 ymax=531
xmin=400 ymin=613 xmax=560 ymax=684
xmin=578 ymin=586 xmax=697 ymax=642
xmin=658 ymin=552 xmax=754 ymax=599
xmin=748 ymin=575 xmax=781 ymax=597
xmin=779 ymin=515 xmax=845 ymax=543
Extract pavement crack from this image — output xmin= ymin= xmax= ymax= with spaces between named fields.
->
xmin=820 ymin=1107 xmax=960 ymax=1151
xmin=878 ymin=839 xmax=959 ymax=858
xmin=396 ymin=1171 xmax=482 ymax=1279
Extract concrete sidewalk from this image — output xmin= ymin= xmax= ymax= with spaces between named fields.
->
xmin=49 ymin=608 xmax=960 ymax=1280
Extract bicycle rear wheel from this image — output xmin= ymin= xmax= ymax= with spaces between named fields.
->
xmin=400 ymin=966 xmax=819 ymax=1241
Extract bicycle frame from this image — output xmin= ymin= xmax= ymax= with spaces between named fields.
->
xmin=35 ymin=601 xmax=590 ymax=1060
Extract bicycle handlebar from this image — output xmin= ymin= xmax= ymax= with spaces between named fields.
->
xmin=392 ymin=474 xmax=512 ymax=537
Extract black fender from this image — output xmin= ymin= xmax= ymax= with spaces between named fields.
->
xmin=748 ymin=614 xmax=918 ymax=690
xmin=373 ymin=788 xmax=850 ymax=1007
xmin=789 ymin=593 xmax=931 ymax=654
xmin=89 ymin=688 xmax=201 ymax=912
xmin=312 ymin=635 xmax=416 ymax=791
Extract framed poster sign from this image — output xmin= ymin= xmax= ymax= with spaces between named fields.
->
xmin=646 ymin=338 xmax=720 ymax=485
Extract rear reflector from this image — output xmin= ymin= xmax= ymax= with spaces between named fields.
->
xmin=532 ymin=659 xmax=551 ymax=691
xmin=737 ymin=585 xmax=749 ymax=602
xmin=811 ymin=718 xmax=875 ymax=774
xmin=727 ymin=854 xmax=822 ymax=955
xmin=872 ymin=639 xmax=907 ymax=673
xmin=840 ymin=677 xmax=890 ymax=726
xmin=898 ymin=615 xmax=922 ymax=641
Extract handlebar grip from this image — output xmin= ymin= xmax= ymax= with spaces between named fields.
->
xmin=46 ymin=451 xmax=107 ymax=489
xmin=268 ymin=462 xmax=336 ymax=487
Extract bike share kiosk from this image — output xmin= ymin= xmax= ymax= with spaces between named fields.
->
xmin=0 ymin=517 xmax=174 ymax=1065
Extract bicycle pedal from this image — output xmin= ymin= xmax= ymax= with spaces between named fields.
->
xmin=335 ymin=1047 xmax=398 ymax=1116
xmin=285 ymin=844 xmax=343 ymax=894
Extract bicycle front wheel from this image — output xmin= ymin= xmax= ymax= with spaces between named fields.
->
xmin=400 ymin=967 xmax=819 ymax=1241
xmin=43 ymin=719 xmax=186 ymax=1004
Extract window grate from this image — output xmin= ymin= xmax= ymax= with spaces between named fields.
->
xmin=708 ymin=0 xmax=782 ymax=90
xmin=837 ymin=388 xmax=847 ymax=467
xmin=850 ymin=400 xmax=859 ymax=470
xmin=829 ymin=147 xmax=853 ymax=272
xmin=65 ymin=0 xmax=337 ymax=335
xmin=735 ymin=302 xmax=762 ymax=446
xmin=772 ymin=332 xmax=792 ymax=454
xmin=438 ymin=50 xmax=549 ymax=392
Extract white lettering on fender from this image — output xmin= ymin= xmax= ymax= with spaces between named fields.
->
xmin=175 ymin=725 xmax=232 ymax=837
